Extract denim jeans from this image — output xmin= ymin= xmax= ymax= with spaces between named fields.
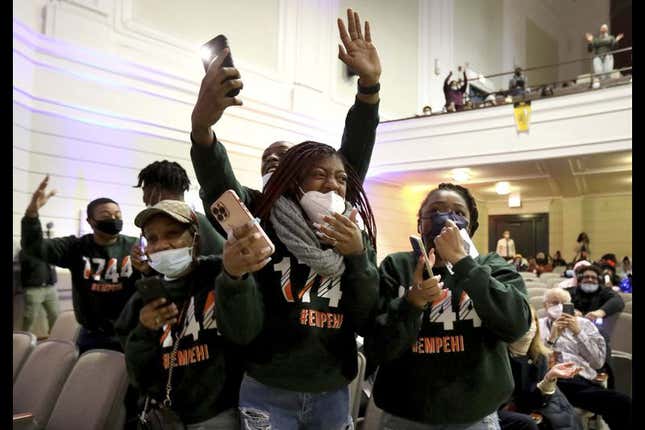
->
xmin=378 ymin=411 xmax=500 ymax=430
xmin=592 ymin=54 xmax=614 ymax=79
xmin=186 ymin=408 xmax=240 ymax=430
xmin=239 ymin=375 xmax=353 ymax=430
xmin=23 ymin=285 xmax=59 ymax=332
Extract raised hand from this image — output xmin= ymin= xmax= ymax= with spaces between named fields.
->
xmin=26 ymin=175 xmax=57 ymax=218
xmin=433 ymin=219 xmax=468 ymax=264
xmin=616 ymin=33 xmax=624 ymax=42
xmin=191 ymin=48 xmax=244 ymax=145
xmin=139 ymin=298 xmax=178 ymax=331
xmin=337 ymin=8 xmax=381 ymax=86
xmin=223 ymin=222 xmax=273 ymax=278
xmin=317 ymin=210 xmax=364 ymax=256
xmin=407 ymin=249 xmax=443 ymax=309
xmin=585 ymin=33 xmax=594 ymax=43
xmin=130 ymin=242 xmax=152 ymax=275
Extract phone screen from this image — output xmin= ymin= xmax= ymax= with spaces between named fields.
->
xmin=200 ymin=35 xmax=240 ymax=97
xmin=562 ymin=303 xmax=575 ymax=316
xmin=409 ymin=235 xmax=433 ymax=277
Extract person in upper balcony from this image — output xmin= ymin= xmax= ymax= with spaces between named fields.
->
xmin=443 ymin=66 xmax=468 ymax=112
xmin=509 ymin=67 xmax=528 ymax=97
xmin=552 ymin=251 xmax=567 ymax=267
xmin=586 ymin=24 xmax=624 ymax=83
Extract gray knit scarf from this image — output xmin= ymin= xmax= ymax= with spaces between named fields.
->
xmin=270 ymin=196 xmax=350 ymax=278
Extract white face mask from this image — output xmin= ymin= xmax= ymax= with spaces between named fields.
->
xmin=580 ymin=283 xmax=600 ymax=293
xmin=547 ymin=303 xmax=563 ymax=320
xmin=299 ymin=190 xmax=346 ymax=226
xmin=261 ymin=172 xmax=273 ymax=188
xmin=509 ymin=320 xmax=537 ymax=356
xmin=148 ymin=246 xmax=194 ymax=280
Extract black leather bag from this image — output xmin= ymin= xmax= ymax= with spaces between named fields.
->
xmin=137 ymin=398 xmax=185 ymax=430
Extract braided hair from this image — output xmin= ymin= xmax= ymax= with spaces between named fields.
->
xmin=255 ymin=141 xmax=377 ymax=250
xmin=417 ymin=182 xmax=479 ymax=236
xmin=135 ymin=160 xmax=191 ymax=194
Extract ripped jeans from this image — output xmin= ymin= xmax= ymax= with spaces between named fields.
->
xmin=239 ymin=375 xmax=353 ymax=430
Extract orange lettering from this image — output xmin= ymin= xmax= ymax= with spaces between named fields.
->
xmin=300 ymin=309 xmax=308 ymax=325
xmin=309 ymin=310 xmax=316 ymax=326
xmin=177 ymin=350 xmax=187 ymax=366
xmin=204 ymin=344 xmax=209 ymax=360
xmin=188 ymin=347 xmax=196 ymax=364
xmin=424 ymin=337 xmax=434 ymax=353
xmin=162 ymin=353 xmax=169 ymax=369
xmin=443 ymin=336 xmax=450 ymax=353
xmin=435 ymin=337 xmax=442 ymax=351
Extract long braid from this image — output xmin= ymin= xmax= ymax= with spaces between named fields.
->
xmin=417 ymin=182 xmax=479 ymax=236
xmin=255 ymin=141 xmax=377 ymax=250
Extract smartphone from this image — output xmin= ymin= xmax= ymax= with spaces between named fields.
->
xmin=409 ymin=235 xmax=434 ymax=277
xmin=136 ymin=277 xmax=170 ymax=304
xmin=211 ymin=190 xmax=275 ymax=254
xmin=562 ymin=303 xmax=575 ymax=316
xmin=604 ymin=274 xmax=611 ymax=285
xmin=201 ymin=35 xmax=240 ymax=97
xmin=139 ymin=236 xmax=148 ymax=262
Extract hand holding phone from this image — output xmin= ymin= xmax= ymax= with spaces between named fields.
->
xmin=201 ymin=35 xmax=240 ymax=97
xmin=409 ymin=235 xmax=434 ymax=277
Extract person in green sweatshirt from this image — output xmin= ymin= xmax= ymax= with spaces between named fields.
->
xmin=21 ymin=175 xmax=141 ymax=353
xmin=214 ymin=140 xmax=379 ymax=429
xmin=129 ymin=160 xmax=225 ymax=276
xmin=115 ymin=200 xmax=271 ymax=429
xmin=364 ymin=182 xmax=531 ymax=430
xmin=189 ymin=8 xmax=381 ymax=229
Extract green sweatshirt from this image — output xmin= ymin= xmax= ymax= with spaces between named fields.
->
xmin=588 ymin=35 xmax=617 ymax=56
xmin=215 ymin=224 xmax=379 ymax=393
xmin=190 ymin=97 xmax=380 ymax=234
xmin=365 ymin=251 xmax=531 ymax=425
xmin=21 ymin=216 xmax=140 ymax=335
xmin=115 ymin=256 xmax=244 ymax=424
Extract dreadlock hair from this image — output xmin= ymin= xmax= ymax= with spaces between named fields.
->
xmin=417 ymin=182 xmax=479 ymax=236
xmin=254 ymin=141 xmax=377 ymax=250
xmin=87 ymin=197 xmax=118 ymax=219
xmin=135 ymin=160 xmax=191 ymax=194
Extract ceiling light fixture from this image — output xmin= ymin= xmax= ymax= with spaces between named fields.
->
xmin=451 ymin=168 xmax=470 ymax=183
xmin=495 ymin=181 xmax=511 ymax=195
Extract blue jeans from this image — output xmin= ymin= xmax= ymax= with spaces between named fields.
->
xmin=379 ymin=411 xmax=500 ymax=430
xmin=239 ymin=375 xmax=353 ymax=430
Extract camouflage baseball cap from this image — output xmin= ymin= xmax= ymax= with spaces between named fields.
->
xmin=135 ymin=200 xmax=197 ymax=228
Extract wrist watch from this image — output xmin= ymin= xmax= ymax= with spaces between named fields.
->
xmin=357 ymin=80 xmax=380 ymax=95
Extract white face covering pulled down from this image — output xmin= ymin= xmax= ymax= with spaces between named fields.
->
xmin=261 ymin=172 xmax=273 ymax=189
xmin=547 ymin=303 xmax=563 ymax=320
xmin=580 ymin=283 xmax=600 ymax=293
xmin=299 ymin=190 xmax=346 ymax=226
xmin=509 ymin=319 xmax=537 ymax=356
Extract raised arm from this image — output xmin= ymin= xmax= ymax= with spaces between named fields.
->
xmin=189 ymin=48 xmax=260 ymax=221
xmin=21 ymin=175 xmax=76 ymax=268
xmin=444 ymin=71 xmax=453 ymax=88
xmin=336 ymin=8 xmax=381 ymax=183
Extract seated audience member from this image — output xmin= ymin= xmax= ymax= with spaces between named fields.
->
xmin=508 ymin=67 xmax=528 ymax=97
xmin=501 ymin=306 xmax=583 ymax=430
xmin=619 ymin=256 xmax=632 ymax=278
xmin=364 ymin=182 xmax=531 ymax=429
xmin=558 ymin=260 xmax=591 ymax=290
xmin=21 ymin=175 xmax=140 ymax=353
xmin=599 ymin=263 xmax=621 ymax=289
xmin=116 ymin=200 xmax=262 ymax=429
xmin=131 ymin=160 xmax=224 ymax=273
xmin=190 ymin=8 xmax=380 ymax=220
xmin=216 ymin=141 xmax=379 ymax=429
xmin=527 ymin=257 xmax=538 ymax=274
xmin=535 ymin=251 xmax=553 ymax=276
xmin=443 ymin=66 xmax=468 ymax=112
xmin=552 ymin=251 xmax=567 ymax=267
xmin=566 ymin=264 xmax=624 ymax=325
xmin=539 ymin=288 xmax=632 ymax=429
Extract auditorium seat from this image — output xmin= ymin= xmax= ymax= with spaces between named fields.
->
xmin=13 ymin=340 xmax=78 ymax=429
xmin=13 ymin=331 xmax=36 ymax=382
xmin=529 ymin=296 xmax=545 ymax=309
xmin=527 ymin=288 xmax=547 ymax=299
xmin=623 ymin=301 xmax=631 ymax=314
xmin=49 ymin=310 xmax=81 ymax=343
xmin=46 ymin=349 xmax=129 ymax=430
xmin=538 ymin=272 xmax=561 ymax=281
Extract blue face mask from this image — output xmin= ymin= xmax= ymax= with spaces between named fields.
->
xmin=422 ymin=211 xmax=469 ymax=248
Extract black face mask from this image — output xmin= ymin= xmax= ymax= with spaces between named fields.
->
xmin=421 ymin=211 xmax=469 ymax=248
xmin=93 ymin=219 xmax=123 ymax=236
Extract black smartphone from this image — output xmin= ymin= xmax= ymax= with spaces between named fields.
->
xmin=562 ymin=303 xmax=575 ymax=316
xmin=136 ymin=277 xmax=170 ymax=304
xmin=201 ymin=34 xmax=240 ymax=97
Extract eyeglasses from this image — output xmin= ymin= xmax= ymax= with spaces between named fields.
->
xmin=580 ymin=275 xmax=599 ymax=281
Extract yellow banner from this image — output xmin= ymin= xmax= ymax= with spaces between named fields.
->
xmin=513 ymin=101 xmax=531 ymax=132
